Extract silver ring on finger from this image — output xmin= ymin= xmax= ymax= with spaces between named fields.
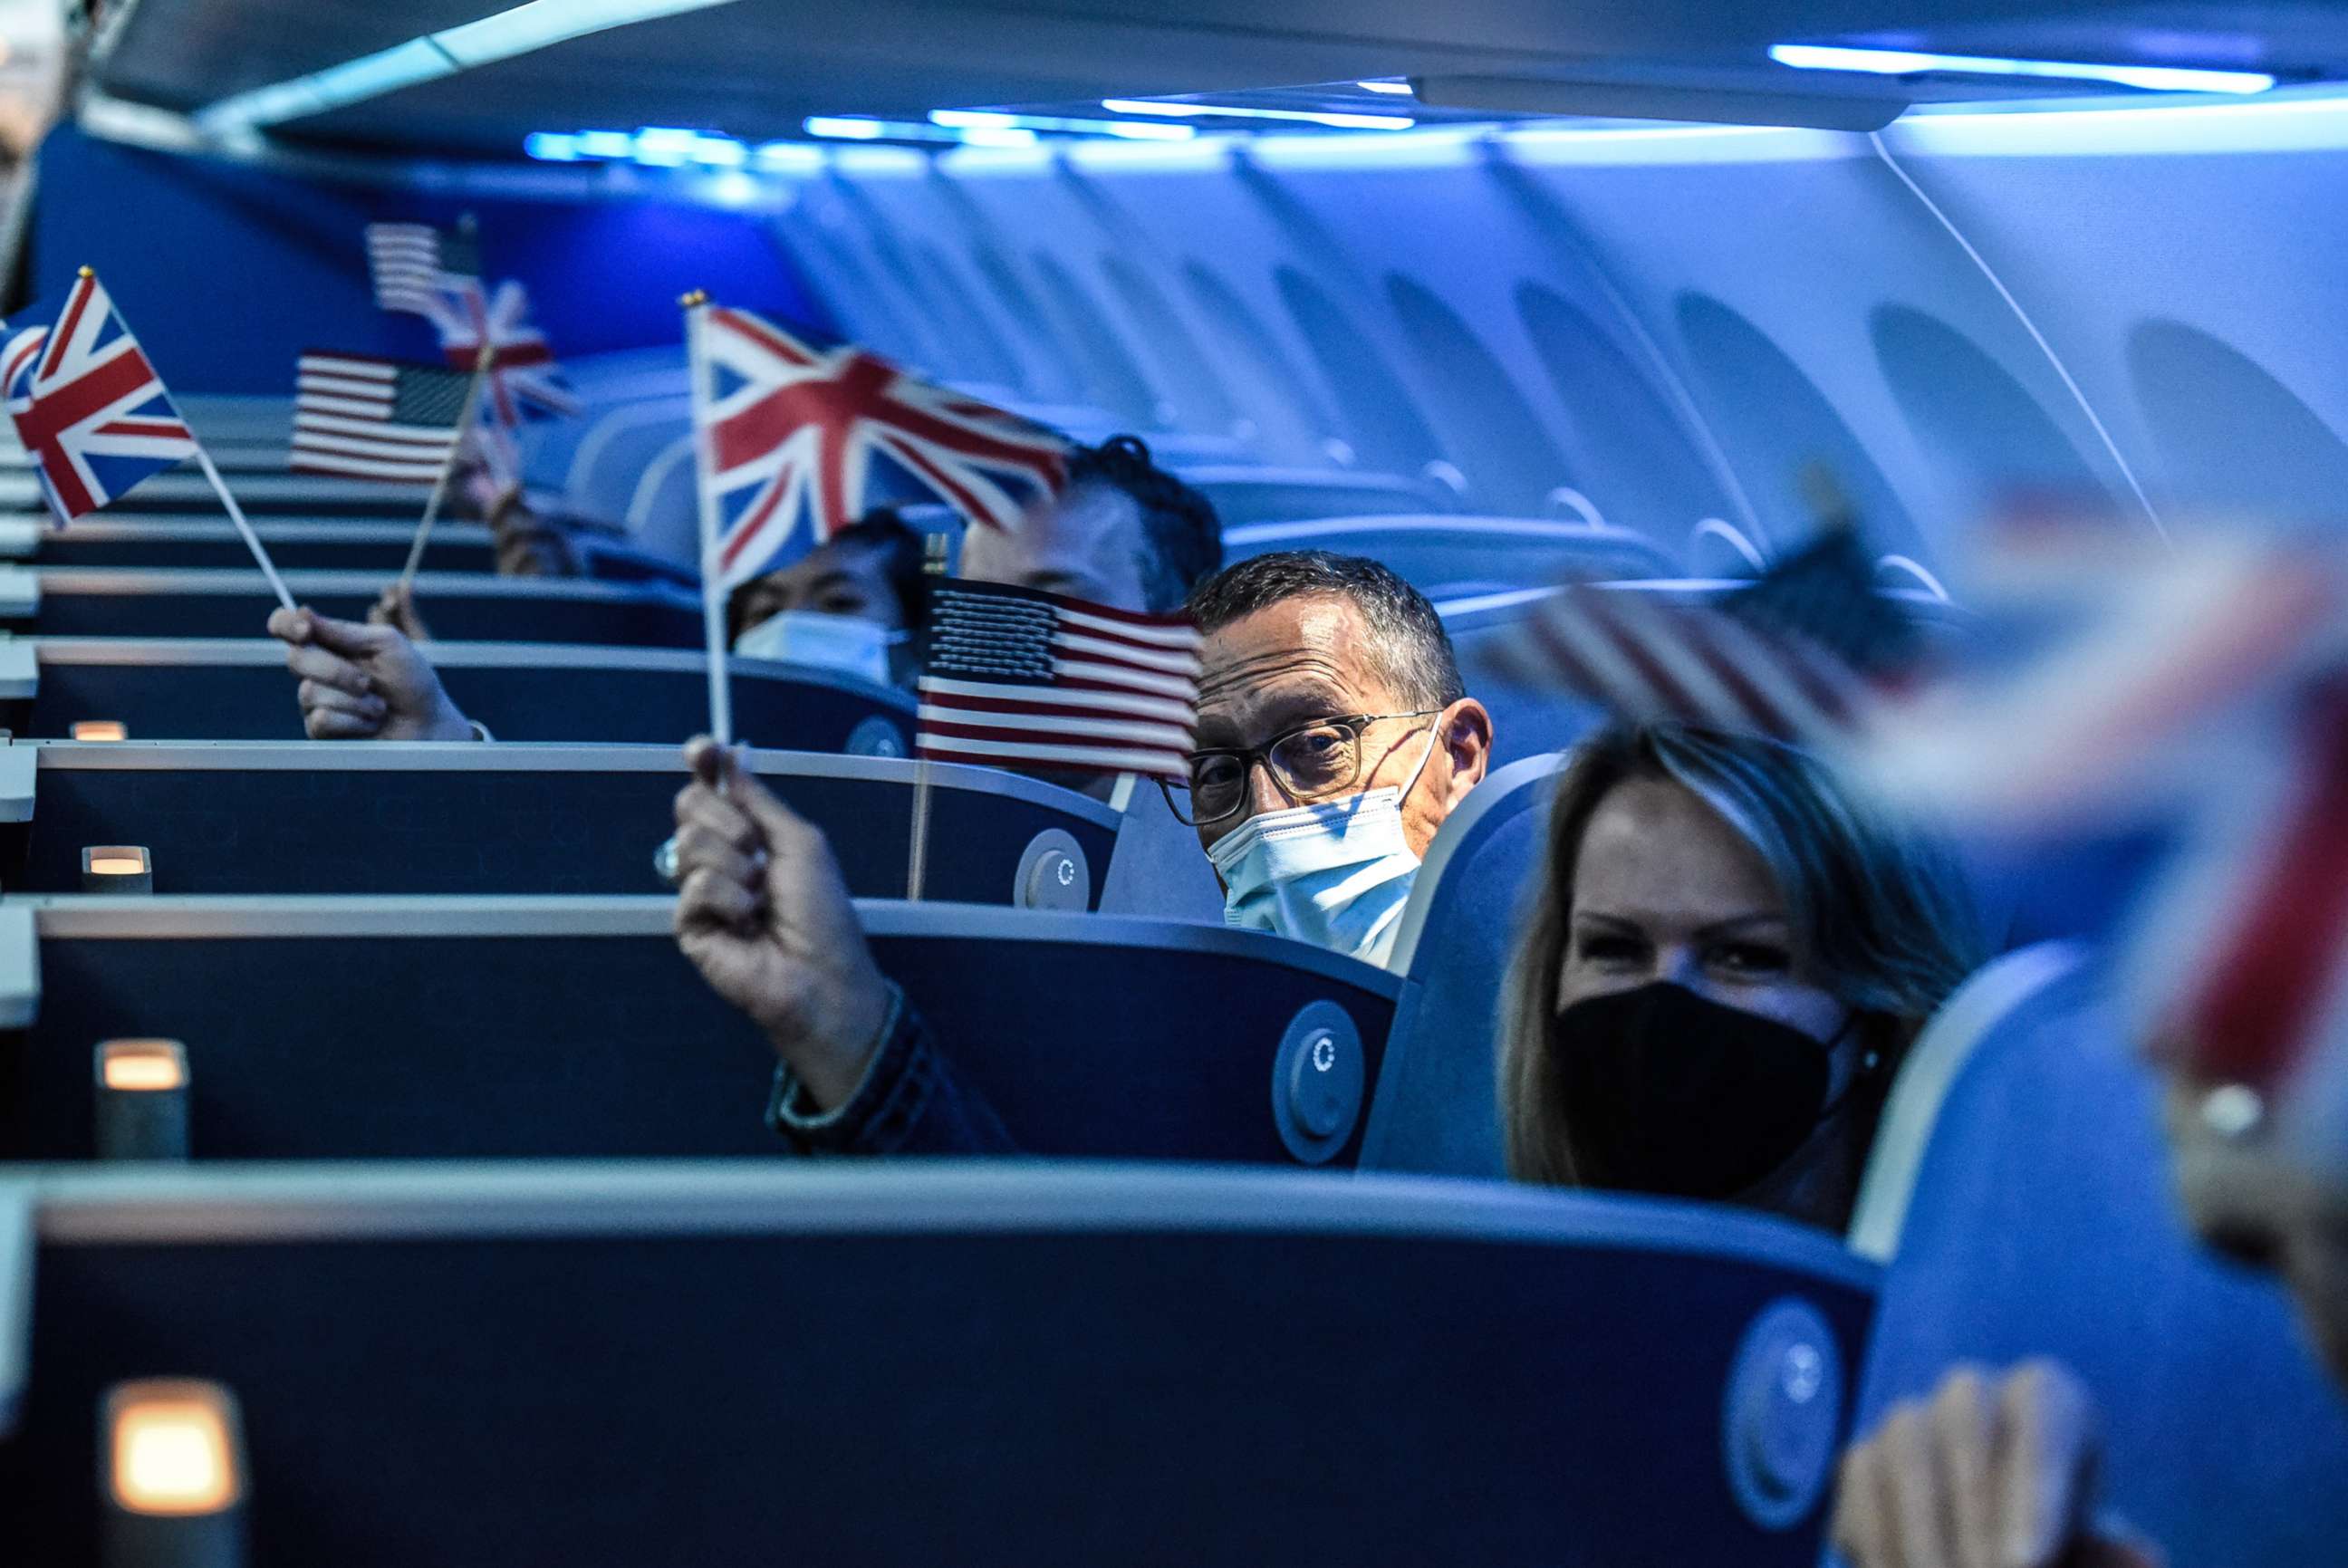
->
xmin=654 ymin=833 xmax=682 ymax=888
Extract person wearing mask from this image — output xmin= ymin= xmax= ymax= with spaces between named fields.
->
xmin=1173 ymin=549 xmax=1494 ymax=967
xmin=666 ymin=549 xmax=1492 ymax=1154
xmin=1498 ymin=721 xmax=1985 ymax=1231
xmin=265 ymin=511 xmax=927 ymax=740
xmin=726 ymin=509 xmax=924 ymax=688
xmin=267 ymin=437 xmax=1216 ymax=741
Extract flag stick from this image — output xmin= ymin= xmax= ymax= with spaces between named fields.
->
xmin=905 ymin=533 xmax=950 ymax=901
xmin=191 ymin=445 xmax=294 ymax=613
xmin=397 ymin=339 xmax=497 ymax=593
xmin=682 ymin=290 xmax=732 ymax=746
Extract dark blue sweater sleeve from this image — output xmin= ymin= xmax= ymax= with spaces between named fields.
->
xmin=765 ymin=983 xmax=1018 ymax=1154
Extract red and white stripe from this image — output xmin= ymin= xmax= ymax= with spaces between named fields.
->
xmin=1496 ymin=582 xmax=1865 ymax=747
xmin=917 ymin=595 xmax=1201 ymax=779
xmin=288 ymin=353 xmax=456 ymax=484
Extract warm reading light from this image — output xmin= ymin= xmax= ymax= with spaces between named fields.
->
xmin=101 ymin=1040 xmax=188 ymax=1092
xmin=72 ymin=721 xmax=129 ymax=742
xmin=82 ymin=845 xmax=155 ymax=895
xmin=107 ymin=1381 xmax=244 ymax=1515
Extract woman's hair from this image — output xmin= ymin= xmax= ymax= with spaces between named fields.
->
xmin=1498 ymin=721 xmax=1987 ymax=1186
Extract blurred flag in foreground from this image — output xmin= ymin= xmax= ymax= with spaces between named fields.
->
xmin=915 ymin=578 xmax=1200 ymax=779
xmin=688 ymin=303 xmax=1068 ymax=592
xmin=1853 ymin=524 xmax=2348 ymax=1174
xmin=1489 ymin=523 xmax=1920 ymax=748
xmin=1858 ymin=528 xmax=2348 ymax=829
xmin=2 ymin=272 xmax=198 ymax=523
xmin=289 ymin=351 xmax=468 ymax=483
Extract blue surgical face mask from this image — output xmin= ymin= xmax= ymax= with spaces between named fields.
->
xmin=1206 ymin=725 xmax=1439 ymax=968
xmin=735 ymin=610 xmax=905 ymax=687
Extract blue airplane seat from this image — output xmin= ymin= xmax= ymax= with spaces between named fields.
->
xmin=1439 ymin=588 xmax=1607 ymax=766
xmin=1095 ymin=773 xmax=1225 ymax=924
xmin=1225 ymin=515 xmax=1675 ymax=596
xmin=6 ymin=1163 xmax=1875 ymax=1566
xmin=1846 ymin=944 xmax=2348 ymax=1567
xmin=1361 ymin=752 xmax=1562 ymax=1178
xmin=1181 ymin=467 xmax=1460 ymax=526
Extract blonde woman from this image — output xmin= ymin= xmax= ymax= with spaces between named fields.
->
xmin=1499 ymin=722 xmax=1985 ymax=1231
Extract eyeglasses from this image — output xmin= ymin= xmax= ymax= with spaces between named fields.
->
xmin=1159 ymin=711 xmax=1442 ymax=827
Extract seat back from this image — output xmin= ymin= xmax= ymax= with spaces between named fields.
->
xmin=18 ymin=570 xmax=704 ymax=647
xmin=2 ymin=520 xmax=499 ymax=573
xmin=0 ymin=744 xmax=1117 ymax=901
xmin=3 ymin=470 xmax=426 ymax=518
xmin=1095 ymin=772 xmax=1225 ymax=924
xmin=1363 ymin=753 xmax=1562 ymax=1178
xmin=3 ymin=1163 xmax=1877 ymax=1568
xmin=1849 ymin=944 xmax=2348 ymax=1566
xmin=0 ymin=899 xmax=1401 ymax=1165
xmin=1180 ymin=467 xmax=1458 ymax=525
xmin=8 ymin=640 xmax=917 ymax=749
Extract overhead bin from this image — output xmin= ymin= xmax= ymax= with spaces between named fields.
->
xmin=1 ymin=569 xmax=702 ymax=647
xmin=0 ymin=640 xmax=915 ymax=749
xmin=0 ymin=899 xmax=1400 ymax=1164
xmin=0 ymin=743 xmax=1117 ymax=902
xmin=1 ymin=1161 xmax=1872 ymax=1565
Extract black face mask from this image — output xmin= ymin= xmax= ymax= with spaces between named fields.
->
xmin=1548 ymin=981 xmax=1854 ymax=1201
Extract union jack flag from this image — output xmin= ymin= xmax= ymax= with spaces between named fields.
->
xmin=1852 ymin=524 xmax=2348 ymax=1176
xmin=688 ymin=304 xmax=1068 ymax=592
xmin=442 ymin=277 xmax=578 ymax=427
xmin=1489 ymin=524 xmax=1920 ymax=748
xmin=3 ymin=272 xmax=199 ymax=524
xmin=916 ymin=578 xmax=1201 ymax=779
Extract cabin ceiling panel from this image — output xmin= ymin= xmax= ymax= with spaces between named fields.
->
xmin=97 ymin=0 xmax=503 ymax=111
xmin=91 ymin=0 xmax=2348 ymax=157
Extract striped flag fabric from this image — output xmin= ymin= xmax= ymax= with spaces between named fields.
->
xmin=365 ymin=221 xmax=479 ymax=319
xmin=915 ymin=579 xmax=1202 ymax=779
xmin=2124 ymin=678 xmax=2348 ymax=1175
xmin=1856 ymin=529 xmax=2348 ymax=828
xmin=1492 ymin=526 xmax=1916 ymax=747
xmin=289 ymin=351 xmax=468 ymax=483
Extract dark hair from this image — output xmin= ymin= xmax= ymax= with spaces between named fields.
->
xmin=724 ymin=508 xmax=929 ymax=640
xmin=1186 ymin=549 xmax=1466 ymax=709
xmin=1065 ymin=436 xmax=1222 ymax=612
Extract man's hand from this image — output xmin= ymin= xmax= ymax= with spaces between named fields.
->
xmin=1832 ymin=1361 xmax=2162 ymax=1568
xmin=368 ymin=582 xmax=433 ymax=642
xmin=265 ymin=606 xmax=476 ymax=742
xmin=671 ymin=736 xmax=890 ymax=1109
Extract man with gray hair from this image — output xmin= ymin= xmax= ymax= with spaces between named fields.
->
xmin=661 ymin=548 xmax=1494 ymax=1155
xmin=1174 ymin=549 xmax=1495 ymax=966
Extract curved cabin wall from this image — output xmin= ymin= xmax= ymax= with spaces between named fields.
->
xmin=800 ymin=99 xmax=2348 ymax=570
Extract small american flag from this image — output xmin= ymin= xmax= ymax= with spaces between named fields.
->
xmin=289 ymin=351 xmax=468 ymax=483
xmin=916 ymin=579 xmax=1202 ymax=779
xmin=1494 ymin=526 xmax=1915 ymax=747
xmin=365 ymin=221 xmax=479 ymax=319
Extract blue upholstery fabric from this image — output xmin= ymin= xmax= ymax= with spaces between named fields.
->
xmin=1362 ymin=754 xmax=1561 ymax=1178
xmin=1853 ymin=953 xmax=2348 ymax=1565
